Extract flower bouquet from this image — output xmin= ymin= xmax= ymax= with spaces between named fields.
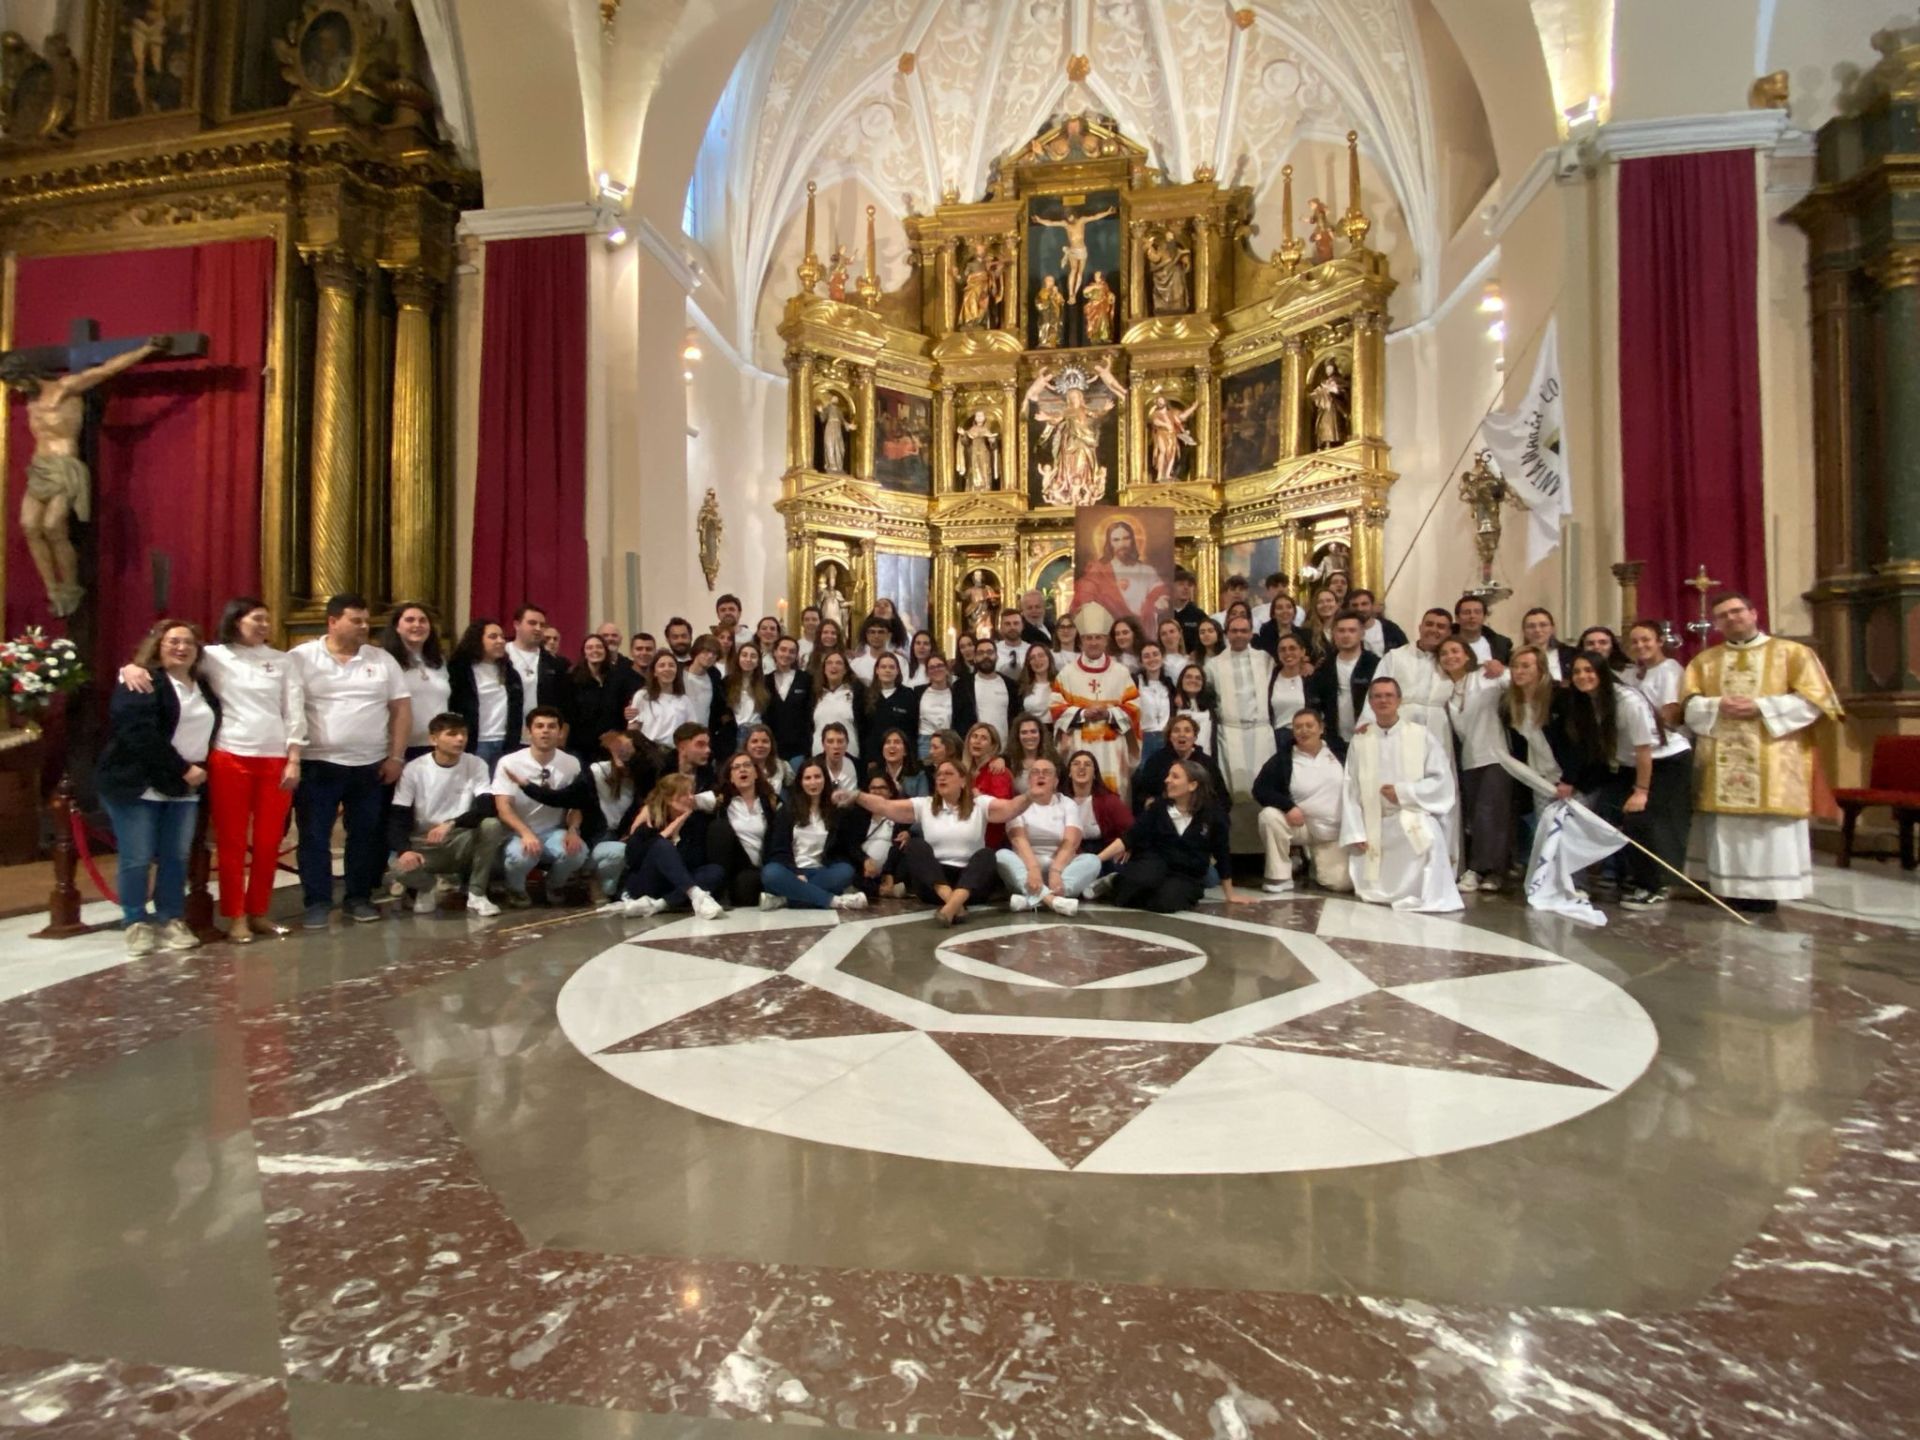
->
xmin=0 ymin=627 xmax=88 ymax=743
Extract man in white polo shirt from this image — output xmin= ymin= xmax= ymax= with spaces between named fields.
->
xmin=290 ymin=592 xmax=412 ymax=928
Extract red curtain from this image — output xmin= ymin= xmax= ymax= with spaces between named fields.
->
xmin=470 ymin=234 xmax=589 ymax=640
xmin=1618 ymin=150 xmax=1767 ymax=630
xmin=5 ymin=238 xmax=274 ymax=668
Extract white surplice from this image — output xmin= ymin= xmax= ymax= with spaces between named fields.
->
xmin=1371 ymin=643 xmax=1451 ymax=738
xmin=1339 ymin=719 xmax=1463 ymax=913
xmin=1207 ymin=645 xmax=1276 ymax=848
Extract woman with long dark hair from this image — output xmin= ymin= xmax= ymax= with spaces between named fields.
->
xmin=842 ymin=771 xmax=909 ymax=899
xmin=1096 ymin=757 xmax=1248 ymax=913
xmin=1135 ymin=641 xmax=1174 ymax=766
xmin=867 ymin=726 xmax=927 ymax=797
xmin=759 ymin=758 xmax=865 ymax=911
xmin=630 ymin=651 xmax=696 ymax=747
xmin=1577 ymin=626 xmax=1630 ymax=675
xmin=1017 ymin=642 xmax=1059 ymax=723
xmin=447 ymin=618 xmax=522 ymax=771
xmin=809 ymin=649 xmax=864 ymax=759
xmin=714 ymin=641 xmax=767 ymax=758
xmin=382 ymin=602 xmax=450 ymax=760
xmin=704 ymin=750 xmax=780 ymax=908
xmin=903 ymin=630 xmax=938 ymax=687
xmin=1002 ymin=712 xmax=1059 ymax=795
xmin=738 ymin=722 xmax=792 ymax=794
xmin=565 ymin=634 xmax=625 ymax=763
xmin=861 ymin=652 xmax=918 ymax=758
xmin=1170 ymin=660 xmax=1219 ymax=753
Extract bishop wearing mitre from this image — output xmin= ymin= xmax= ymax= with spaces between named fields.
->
xmin=1050 ymin=602 xmax=1139 ymax=792
xmin=1680 ymin=591 xmax=1842 ymax=909
xmin=1339 ymin=677 xmax=1463 ymax=912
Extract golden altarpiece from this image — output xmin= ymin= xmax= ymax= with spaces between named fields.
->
xmin=0 ymin=0 xmax=475 ymax=634
xmin=776 ymin=113 xmax=1396 ymax=639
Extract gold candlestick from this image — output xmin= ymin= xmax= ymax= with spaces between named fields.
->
xmin=1340 ymin=130 xmax=1371 ymax=251
xmin=856 ymin=204 xmax=882 ymax=309
xmin=797 ymin=181 xmax=822 ymax=294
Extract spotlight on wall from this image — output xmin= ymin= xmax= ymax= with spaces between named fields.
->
xmin=1487 ymin=319 xmax=1507 ymax=342
xmin=1562 ymin=95 xmax=1601 ymax=137
xmin=597 ymin=172 xmax=632 ymax=206
xmin=682 ymin=331 xmax=703 ymax=363
xmin=1478 ymin=289 xmax=1505 ymax=315
xmin=605 ymin=224 xmax=629 ymax=249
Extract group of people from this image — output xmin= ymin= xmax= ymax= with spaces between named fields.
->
xmin=95 ymin=566 xmax=1839 ymax=952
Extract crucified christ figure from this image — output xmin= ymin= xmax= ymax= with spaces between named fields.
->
xmin=1032 ymin=205 xmax=1115 ymax=302
xmin=3 ymin=336 xmax=171 ymax=616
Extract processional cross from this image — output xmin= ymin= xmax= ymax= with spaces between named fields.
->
xmin=1684 ymin=563 xmax=1719 ymax=649
xmin=1 ymin=318 xmax=205 ymax=617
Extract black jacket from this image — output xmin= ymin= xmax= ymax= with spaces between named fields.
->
xmin=953 ymin=669 xmax=1019 ymax=740
xmin=516 ymin=645 xmax=573 ymax=720
xmin=1545 ymin=642 xmax=1580 ymax=684
xmin=762 ymin=668 xmax=815 ymax=759
xmin=1251 ymin=742 xmax=1341 ymax=812
xmin=1303 ymin=649 xmax=1380 ymax=744
xmin=862 ymin=685 xmax=920 ymax=760
xmin=1129 ymin=743 xmax=1228 ymax=817
xmin=763 ymin=800 xmax=861 ymax=871
xmin=565 ymin=668 xmax=626 ymax=760
xmin=1020 ymin=618 xmax=1053 ymax=649
xmin=97 ymin=670 xmax=223 ymax=805
xmin=1370 ymin=617 xmax=1409 ymax=653
xmin=1545 ymin=688 xmax=1618 ymax=794
xmin=1170 ymin=600 xmax=1208 ymax=653
xmin=447 ymin=656 xmax=524 ymax=747
xmin=1254 ymin=620 xmax=1315 ymax=658
xmin=1456 ymin=625 xmax=1513 ymax=665
xmin=1119 ymin=801 xmax=1231 ymax=880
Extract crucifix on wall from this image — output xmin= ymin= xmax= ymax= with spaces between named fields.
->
xmin=1 ymin=318 xmax=205 ymax=617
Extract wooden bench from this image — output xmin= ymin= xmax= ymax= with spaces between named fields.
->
xmin=1834 ymin=735 xmax=1920 ymax=870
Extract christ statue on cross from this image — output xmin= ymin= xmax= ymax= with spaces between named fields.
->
xmin=3 ymin=330 xmax=180 ymax=616
xmin=1032 ymin=204 xmax=1115 ymax=302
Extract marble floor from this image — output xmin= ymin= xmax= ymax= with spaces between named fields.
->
xmin=1 ymin=860 xmax=1917 ymax=1437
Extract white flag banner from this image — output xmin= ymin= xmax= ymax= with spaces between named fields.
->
xmin=1523 ymin=797 xmax=1626 ymax=926
xmin=1480 ymin=317 xmax=1569 ymax=568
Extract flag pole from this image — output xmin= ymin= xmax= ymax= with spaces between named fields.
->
xmin=1615 ymin=833 xmax=1753 ymax=926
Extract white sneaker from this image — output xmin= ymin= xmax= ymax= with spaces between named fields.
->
xmin=1088 ymin=875 xmax=1116 ymax=900
xmin=623 ymin=895 xmax=663 ymax=919
xmin=1008 ymin=893 xmax=1034 ymax=913
xmin=689 ymin=887 xmax=724 ymax=921
xmin=1046 ymin=895 xmax=1079 ymax=917
xmin=831 ymin=892 xmax=868 ymax=911
xmin=412 ymin=888 xmax=440 ymax=914
xmin=125 ymin=921 xmax=157 ymax=957
xmin=1477 ymin=874 xmax=1501 ymax=894
xmin=759 ymin=892 xmax=788 ymax=912
xmin=159 ymin=918 xmax=199 ymax=951
xmin=466 ymin=892 xmax=501 ymax=917
xmin=1262 ymin=877 xmax=1294 ymax=894
xmin=1458 ymin=870 xmax=1482 ymax=893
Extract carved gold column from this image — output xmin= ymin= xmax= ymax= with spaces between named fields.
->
xmin=856 ymin=365 xmax=878 ymax=479
xmin=1001 ymin=230 xmax=1022 ymax=338
xmin=788 ymin=349 xmax=816 ymax=469
xmin=1279 ymin=336 xmax=1306 ymax=458
xmin=1194 ymin=364 xmax=1216 ymax=481
xmin=1193 ymin=218 xmax=1213 ymax=314
xmin=388 ymin=268 xmax=440 ymax=607
xmin=934 ymin=386 xmax=957 ymax=492
xmin=307 ymin=249 xmax=363 ymax=600
xmin=1355 ymin=501 xmax=1388 ymax=592
xmin=941 ymin=240 xmax=959 ymax=334
xmin=1351 ymin=310 xmax=1386 ymax=443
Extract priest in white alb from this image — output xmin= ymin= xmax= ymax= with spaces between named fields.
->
xmin=1206 ymin=613 xmax=1276 ymax=848
xmin=1340 ymin=676 xmax=1463 ymax=912
xmin=1050 ymin=602 xmax=1139 ymax=792
xmin=1680 ymin=590 xmax=1842 ymax=911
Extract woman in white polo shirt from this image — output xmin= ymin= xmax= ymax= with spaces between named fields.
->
xmin=996 ymin=756 xmax=1098 ymax=915
xmin=854 ymin=758 xmax=1031 ymax=925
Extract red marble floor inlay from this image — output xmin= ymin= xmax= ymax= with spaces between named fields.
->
xmin=1328 ymin=936 xmax=1560 ymax=988
xmin=626 ymin=927 xmax=825 ymax=972
xmin=930 ymin=1032 xmax=1218 ymax=1166
xmin=0 ymin=1344 xmax=291 ymax=1438
xmin=946 ymin=927 xmax=1195 ymax=986
xmin=1236 ymin=990 xmax=1605 ymax=1089
xmin=599 ymin=974 xmax=911 ymax=1053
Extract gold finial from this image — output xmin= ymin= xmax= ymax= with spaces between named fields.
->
xmin=798 ymin=180 xmax=822 ymax=293
xmin=898 ymin=51 xmax=917 ymax=75
xmin=1067 ymin=54 xmax=1091 ymax=82
xmin=858 ymin=203 xmax=882 ymax=308
xmin=1233 ymin=7 xmax=1255 ymax=29
xmin=942 ymin=179 xmax=959 ymax=205
xmin=1340 ymin=129 xmax=1371 ymax=251
xmin=1276 ymin=162 xmax=1304 ymax=276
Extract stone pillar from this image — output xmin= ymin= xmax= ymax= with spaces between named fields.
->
xmin=306 ymin=249 xmax=362 ymax=600
xmin=1870 ymin=246 xmax=1920 ymax=568
xmin=388 ymin=268 xmax=441 ymax=608
xmin=1279 ymin=336 xmax=1306 ymax=459
xmin=1350 ymin=310 xmax=1386 ymax=443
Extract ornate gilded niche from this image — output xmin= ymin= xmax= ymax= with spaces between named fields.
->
xmin=775 ymin=114 xmax=1397 ymax=642
xmin=0 ymin=0 xmax=477 ymax=636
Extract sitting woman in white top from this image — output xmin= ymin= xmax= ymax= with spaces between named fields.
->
xmin=996 ymin=756 xmax=1100 ymax=915
xmin=703 ymin=750 xmax=781 ymax=908
xmin=845 ymin=772 xmax=910 ymax=899
xmin=855 ymin=758 xmax=1032 ymax=925
xmin=760 ymin=759 xmax=868 ymax=912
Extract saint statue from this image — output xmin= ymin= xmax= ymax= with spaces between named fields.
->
xmin=826 ymin=247 xmax=852 ymax=302
xmin=1310 ymin=361 xmax=1348 ymax=449
xmin=1025 ymin=361 xmax=1127 ymax=508
xmin=1034 ymin=275 xmax=1066 ymax=348
xmin=1081 ymin=271 xmax=1116 ymax=344
xmin=956 ymin=408 xmax=1001 ymax=491
xmin=4 ymin=335 xmax=172 ymax=616
xmin=1032 ymin=204 xmax=1115 ymax=302
xmin=955 ymin=241 xmax=1003 ymax=330
xmin=816 ymin=393 xmax=854 ymax=473
xmin=1147 ymin=393 xmax=1200 ymax=483
xmin=961 ymin=568 xmax=1001 ymax=637
xmin=1143 ymin=227 xmax=1192 ymax=315
xmin=814 ymin=564 xmax=851 ymax=631
xmin=1305 ymin=198 xmax=1336 ymax=264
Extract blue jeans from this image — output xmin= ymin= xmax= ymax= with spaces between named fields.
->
xmin=995 ymin=849 xmax=1102 ymax=900
xmin=626 ymin=843 xmax=724 ymax=908
xmin=589 ymin=839 xmax=627 ymax=894
xmin=761 ymin=860 xmax=856 ymax=909
xmin=1138 ymin=732 xmax=1166 ymax=767
xmin=503 ymin=826 xmax=589 ymax=897
xmin=473 ymin=738 xmax=508 ymax=772
xmin=103 ymin=796 xmax=198 ymax=927
xmin=295 ymin=759 xmax=387 ymax=908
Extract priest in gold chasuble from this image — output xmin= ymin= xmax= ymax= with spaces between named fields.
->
xmin=1050 ymin=603 xmax=1140 ymax=793
xmin=1680 ymin=593 xmax=1842 ymax=903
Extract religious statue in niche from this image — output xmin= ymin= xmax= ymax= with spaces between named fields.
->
xmin=1143 ymin=225 xmax=1192 ymax=315
xmin=815 ymin=390 xmax=854 ymax=473
xmin=956 ymin=408 xmax=1002 ymax=491
xmin=1310 ymin=360 xmax=1349 ymax=449
xmin=1032 ymin=203 xmax=1115 ymax=303
xmin=960 ymin=568 xmax=1002 ymax=637
xmin=696 ymin=488 xmax=723 ymax=591
xmin=2 ymin=335 xmax=173 ymax=616
xmin=1033 ymin=275 xmax=1065 ymax=348
xmin=1305 ymin=198 xmax=1337 ymax=264
xmin=955 ymin=239 xmax=1006 ymax=330
xmin=814 ymin=561 xmax=852 ymax=632
xmin=826 ymin=246 xmax=852 ymax=303
xmin=1081 ymin=271 xmax=1116 ymax=344
xmin=1026 ymin=360 xmax=1127 ymax=508
xmin=1147 ymin=392 xmax=1200 ymax=483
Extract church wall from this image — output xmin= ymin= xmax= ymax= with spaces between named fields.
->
xmin=1609 ymin=0 xmax=1766 ymax=122
xmin=450 ymin=0 xmax=592 ymax=206
xmin=685 ymin=311 xmax=789 ymax=620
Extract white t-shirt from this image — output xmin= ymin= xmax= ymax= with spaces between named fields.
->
xmin=861 ymin=815 xmax=895 ymax=867
xmin=994 ymin=640 xmax=1027 ymax=680
xmin=473 ymin=664 xmax=510 ymax=742
xmin=911 ymin=794 xmax=990 ymax=866
xmin=1269 ymin=672 xmax=1308 ymax=730
xmin=1136 ymin=677 xmax=1171 ymax=736
xmin=1286 ymin=744 xmax=1345 ymax=842
xmin=395 ymin=752 xmax=491 ymax=833
xmin=397 ymin=658 xmax=452 ymax=747
xmin=291 ymin=641 xmax=409 ymax=766
xmin=1334 ymin=654 xmax=1361 ymax=740
xmin=632 ymin=691 xmax=694 ymax=745
xmin=1625 ymin=659 xmax=1691 ymax=752
xmin=813 ymin=685 xmax=860 ymax=757
xmin=489 ymin=747 xmax=582 ymax=834
xmin=201 ymin=643 xmax=304 ymax=757
xmin=1613 ymin=686 xmax=1688 ymax=764
xmin=727 ymin=797 xmax=769 ymax=866
xmin=592 ymin=761 xmax=635 ymax=832
xmin=1007 ymin=793 xmax=1080 ymax=865
xmin=918 ymin=685 xmax=953 ymax=737
xmin=1462 ymin=633 xmax=1493 ymax=665
xmin=790 ymin=814 xmax=830 ymax=870
xmin=822 ymin=754 xmax=860 ymax=796
xmin=143 ymin=675 xmax=215 ymax=802
xmin=1020 ymin=682 xmax=1053 ymax=720
xmin=507 ymin=643 xmax=544 ymax=712
xmin=971 ymin=676 xmax=1010 ymax=748
xmin=850 ymin=650 xmax=900 ymax=685
xmin=682 ymin=667 xmax=715 ymax=722
xmin=1361 ymin=618 xmax=1390 ymax=657
xmin=1163 ymin=652 xmax=1190 ymax=682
